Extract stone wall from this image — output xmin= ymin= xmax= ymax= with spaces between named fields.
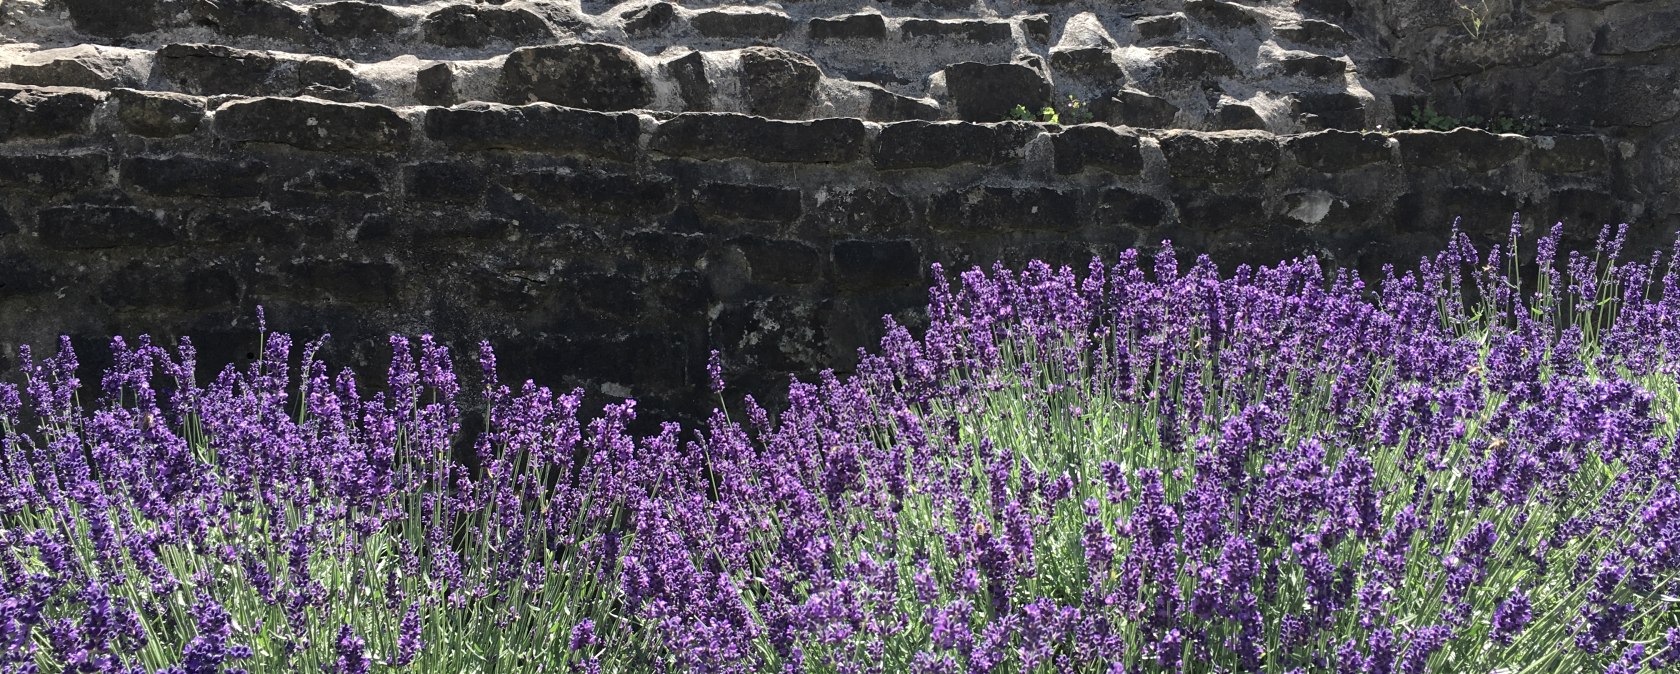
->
xmin=0 ymin=0 xmax=1669 ymax=419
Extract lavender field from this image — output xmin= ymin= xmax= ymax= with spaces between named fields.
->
xmin=4 ymin=222 xmax=1680 ymax=673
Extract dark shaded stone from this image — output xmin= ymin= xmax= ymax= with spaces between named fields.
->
xmin=189 ymin=0 xmax=317 ymax=44
xmin=194 ymin=211 xmax=330 ymax=246
xmin=691 ymin=10 xmax=791 ymax=39
xmin=1396 ymin=129 xmax=1527 ymax=172
xmin=499 ymin=43 xmax=652 ymax=112
xmin=0 ymin=46 xmax=145 ymax=89
xmin=1134 ymin=14 xmax=1186 ymax=40
xmin=424 ymin=103 xmax=640 ymax=160
xmin=1532 ymin=135 xmax=1608 ymax=174
xmin=421 ymin=5 xmax=553 ymax=48
xmin=693 ymin=183 xmax=802 ymax=222
xmin=216 ymin=98 xmax=412 ymax=152
xmin=651 ymin=114 xmax=867 ymax=163
xmin=1275 ymin=19 xmax=1352 ymax=47
xmin=1396 ymin=188 xmax=1522 ymax=238
xmin=122 ymin=156 xmax=267 ymax=197
xmin=501 ymin=169 xmax=677 ymax=218
xmin=1212 ymin=101 xmax=1266 ymax=130
xmin=1364 ymin=58 xmax=1410 ymax=78
xmin=1096 ymin=188 xmax=1169 ymax=227
xmin=901 ymin=19 xmax=1012 ymax=43
xmin=740 ymin=47 xmax=822 ymax=119
xmin=1593 ymin=6 xmax=1680 ymax=55
xmin=1151 ymin=47 xmax=1238 ymax=84
xmin=1294 ymin=0 xmax=1353 ymax=20
xmin=931 ymin=186 xmax=1082 ymax=232
xmin=623 ymin=2 xmax=676 ymax=35
xmin=311 ymin=2 xmax=407 ymax=38
xmin=669 ymin=51 xmax=713 ymax=111
xmin=39 ymin=205 xmax=174 ymax=249
xmin=112 ymin=88 xmax=204 ymax=137
xmin=413 ymin=217 xmax=512 ymax=242
xmin=873 ymin=121 xmax=1036 ymax=169
xmin=1094 ymin=89 xmax=1178 ymax=127
xmin=862 ymin=84 xmax=940 ymax=121
xmin=405 ymin=162 xmax=486 ymax=205
xmin=298 ymin=59 xmax=355 ymax=90
xmin=1024 ymin=14 xmax=1052 ymax=44
xmin=156 ymin=44 xmax=282 ymax=96
xmin=284 ymin=162 xmax=383 ymax=196
xmin=1053 ymin=124 xmax=1143 ymax=175
xmin=1570 ymin=66 xmax=1680 ymax=127
xmin=0 ymin=85 xmax=104 ymax=139
xmin=1287 ymin=129 xmax=1392 ymax=172
xmin=1544 ymin=189 xmax=1625 ymax=230
xmin=1159 ymin=131 xmax=1281 ymax=184
xmin=0 ymin=210 xmax=14 ymax=237
xmin=1185 ymin=0 xmax=1258 ymax=28
xmin=1279 ymin=54 xmax=1347 ymax=78
xmin=807 ymin=188 xmax=916 ymax=233
xmin=1292 ymin=91 xmax=1364 ymax=131
xmin=0 ymin=153 xmax=110 ymax=192
xmin=288 ymin=260 xmax=398 ymax=304
xmin=734 ymin=237 xmax=822 ymax=284
xmin=809 ymin=13 xmax=887 ymax=40
xmin=415 ymin=63 xmax=457 ymax=106
xmin=64 ymin=0 xmax=162 ymax=38
xmin=1050 ymin=48 xmax=1127 ymax=82
xmin=833 ymin=240 xmax=921 ymax=289
xmin=299 ymin=85 xmax=357 ymax=103
xmin=941 ymin=62 xmax=1052 ymax=123
xmin=102 ymin=265 xmax=238 ymax=310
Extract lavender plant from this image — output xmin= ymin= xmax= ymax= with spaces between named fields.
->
xmin=3 ymin=220 xmax=1679 ymax=673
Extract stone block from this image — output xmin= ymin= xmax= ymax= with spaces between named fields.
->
xmin=423 ymin=103 xmax=640 ymax=160
xmin=693 ymin=183 xmax=802 ymax=222
xmin=283 ymin=162 xmax=383 ymax=196
xmin=740 ymin=47 xmax=822 ymax=119
xmin=0 ymin=85 xmax=104 ymax=139
xmin=1150 ymin=47 xmax=1238 ymax=84
xmin=1094 ymin=89 xmax=1178 ymax=127
xmin=194 ymin=211 xmax=331 ymax=246
xmin=405 ymin=162 xmax=486 ymax=204
xmin=1159 ymin=131 xmax=1281 ymax=184
xmin=940 ymin=62 xmax=1052 ymax=123
xmin=500 ymin=169 xmax=677 ymax=218
xmin=499 ymin=44 xmax=653 ymax=112
xmin=0 ymin=45 xmax=147 ymax=90
xmin=1396 ymin=188 xmax=1523 ymax=238
xmin=39 ymin=205 xmax=174 ymax=249
xmin=156 ymin=44 xmax=283 ymax=96
xmin=216 ymin=97 xmax=412 ymax=152
xmin=188 ymin=0 xmax=317 ymax=44
xmin=1395 ymin=129 xmax=1527 ymax=172
xmin=1532 ymin=135 xmax=1608 ymax=174
xmin=1134 ymin=14 xmax=1186 ymax=40
xmin=0 ymin=154 xmax=110 ymax=192
xmin=288 ymin=260 xmax=398 ymax=304
xmin=861 ymin=84 xmax=940 ymax=122
xmin=1050 ymin=47 xmax=1127 ymax=83
xmin=692 ymin=10 xmax=792 ymax=39
xmin=873 ymin=121 xmax=1036 ymax=169
xmin=1292 ymin=91 xmax=1365 ymax=131
xmin=624 ymin=3 xmax=676 ymax=35
xmin=1053 ymin=125 xmax=1144 ymax=175
xmin=1185 ymin=0 xmax=1258 ymax=28
xmin=414 ymin=63 xmax=457 ymax=106
xmin=1279 ymin=54 xmax=1347 ymax=78
xmin=1275 ymin=19 xmax=1353 ymax=47
xmin=900 ymin=19 xmax=1012 ymax=43
xmin=1569 ymin=66 xmax=1680 ymax=127
xmin=64 ymin=0 xmax=162 ymax=38
xmin=122 ymin=156 xmax=268 ymax=197
xmin=421 ymin=5 xmax=553 ymax=48
xmin=1594 ymin=6 xmax=1680 ymax=55
xmin=809 ymin=14 xmax=887 ymax=40
xmin=669 ymin=51 xmax=713 ymax=112
xmin=807 ymin=188 xmax=916 ymax=233
xmin=1212 ymin=101 xmax=1267 ymax=130
xmin=734 ymin=237 xmax=822 ymax=284
xmin=832 ymin=240 xmax=921 ymax=288
xmin=310 ymin=2 xmax=408 ymax=38
xmin=1096 ymin=188 xmax=1169 ymax=228
xmin=930 ymin=186 xmax=1082 ymax=232
xmin=1024 ymin=14 xmax=1052 ymax=43
xmin=650 ymin=114 xmax=866 ymax=163
xmin=112 ymin=88 xmax=204 ymax=137
xmin=1287 ymin=130 xmax=1393 ymax=172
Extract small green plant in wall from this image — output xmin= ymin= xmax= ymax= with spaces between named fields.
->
xmin=1007 ymin=96 xmax=1094 ymax=124
xmin=1403 ymin=104 xmax=1542 ymax=135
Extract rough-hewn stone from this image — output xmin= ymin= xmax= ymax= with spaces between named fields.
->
xmin=113 ymin=89 xmax=205 ymax=137
xmin=940 ymin=62 xmax=1052 ymax=123
xmin=404 ymin=162 xmax=486 ymax=205
xmin=38 ymin=205 xmax=174 ymax=249
xmin=156 ymin=44 xmax=282 ymax=96
xmin=931 ymin=186 xmax=1082 ymax=232
xmin=694 ymin=183 xmax=803 ymax=222
xmin=499 ymin=44 xmax=653 ymax=111
xmin=809 ymin=14 xmax=887 ymax=40
xmin=0 ymin=46 xmax=146 ymax=90
xmin=651 ymin=115 xmax=866 ymax=164
xmin=873 ymin=121 xmax=1036 ymax=169
xmin=0 ymin=154 xmax=110 ymax=192
xmin=1396 ymin=129 xmax=1527 ymax=172
xmin=833 ymin=240 xmax=921 ymax=288
xmin=624 ymin=3 xmax=677 ymax=35
xmin=188 ymin=0 xmax=317 ymax=44
xmin=1095 ymin=89 xmax=1179 ymax=127
xmin=0 ymin=85 xmax=103 ymax=139
xmin=216 ymin=98 xmax=412 ymax=152
xmin=739 ymin=47 xmax=822 ymax=119
xmin=1185 ymin=0 xmax=1259 ymax=28
xmin=861 ymin=85 xmax=940 ymax=122
xmin=1053 ymin=125 xmax=1144 ymax=175
xmin=1287 ymin=130 xmax=1393 ymax=171
xmin=691 ymin=10 xmax=792 ymax=39
xmin=1159 ymin=132 xmax=1282 ymax=184
xmin=414 ymin=63 xmax=457 ymax=106
xmin=421 ymin=5 xmax=552 ymax=48
xmin=1134 ymin=14 xmax=1186 ymax=40
xmin=668 ymin=52 xmax=713 ymax=111
xmin=424 ymin=103 xmax=640 ymax=159
xmin=64 ymin=0 xmax=163 ymax=38
xmin=122 ymin=156 xmax=267 ymax=197
xmin=311 ymin=2 xmax=408 ymax=39
xmin=900 ymin=19 xmax=1013 ymax=43
xmin=502 ymin=170 xmax=677 ymax=218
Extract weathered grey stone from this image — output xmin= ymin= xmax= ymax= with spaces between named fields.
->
xmin=930 ymin=186 xmax=1082 ymax=232
xmin=1159 ymin=131 xmax=1281 ymax=183
xmin=415 ymin=63 xmax=457 ymax=106
xmin=731 ymin=237 xmax=821 ymax=285
xmin=1396 ymin=129 xmax=1527 ymax=172
xmin=1287 ymin=130 xmax=1392 ymax=172
xmin=872 ymin=121 xmax=1036 ymax=169
xmin=861 ymin=84 xmax=940 ymax=121
xmin=39 ymin=205 xmax=173 ymax=249
xmin=1023 ymin=14 xmax=1052 ymax=44
xmin=1053 ymin=124 xmax=1143 ymax=175
xmin=501 ymin=170 xmax=677 ymax=218
xmin=1151 ymin=47 xmax=1238 ymax=84
xmin=651 ymin=114 xmax=866 ymax=163
xmin=1363 ymin=58 xmax=1410 ymax=78
xmin=0 ymin=46 xmax=146 ymax=90
xmin=194 ymin=211 xmax=329 ymax=246
xmin=1212 ymin=101 xmax=1266 ymax=130
xmin=1593 ymin=6 xmax=1680 ymax=55
xmin=0 ymin=154 xmax=110 ymax=192
xmin=122 ymin=156 xmax=267 ymax=197
xmin=808 ymin=188 xmax=915 ymax=233
xmin=1396 ymin=188 xmax=1522 ymax=238
xmin=809 ymin=14 xmax=887 ymax=40
xmin=1275 ymin=19 xmax=1353 ymax=47
xmin=623 ymin=2 xmax=676 ymax=35
xmin=940 ymin=62 xmax=1052 ymax=123
xmin=833 ymin=240 xmax=921 ymax=288
xmin=405 ymin=162 xmax=486 ymax=205
xmin=311 ymin=2 xmax=408 ymax=39
xmin=112 ymin=89 xmax=205 ymax=137
xmin=285 ymin=260 xmax=397 ymax=304
xmin=1050 ymin=48 xmax=1127 ymax=82
xmin=1292 ymin=91 xmax=1364 ymax=131
xmin=1532 ymin=135 xmax=1608 ymax=174
xmin=189 ymin=0 xmax=317 ymax=44
xmin=216 ymin=98 xmax=411 ymax=152
xmin=692 ymin=10 xmax=792 ymax=39
xmin=64 ymin=0 xmax=163 ymax=38
xmin=424 ymin=103 xmax=641 ymax=159
xmin=669 ymin=52 xmax=713 ymax=111
xmin=421 ymin=5 xmax=553 ymax=48
xmin=284 ymin=162 xmax=383 ymax=196
xmin=740 ymin=47 xmax=823 ymax=119
xmin=1097 ymin=188 xmax=1169 ymax=227
xmin=1134 ymin=14 xmax=1186 ymax=40
xmin=900 ymin=19 xmax=1013 ymax=44
xmin=499 ymin=43 xmax=653 ymax=111
xmin=1094 ymin=89 xmax=1178 ymax=127
xmin=1279 ymin=54 xmax=1347 ymax=78
xmin=1186 ymin=0 xmax=1259 ymax=28
xmin=694 ymin=183 xmax=802 ymax=222
xmin=1569 ymin=66 xmax=1680 ymax=127
xmin=298 ymin=60 xmax=355 ymax=90
xmin=156 ymin=44 xmax=282 ymax=96
xmin=0 ymin=85 xmax=104 ymax=140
